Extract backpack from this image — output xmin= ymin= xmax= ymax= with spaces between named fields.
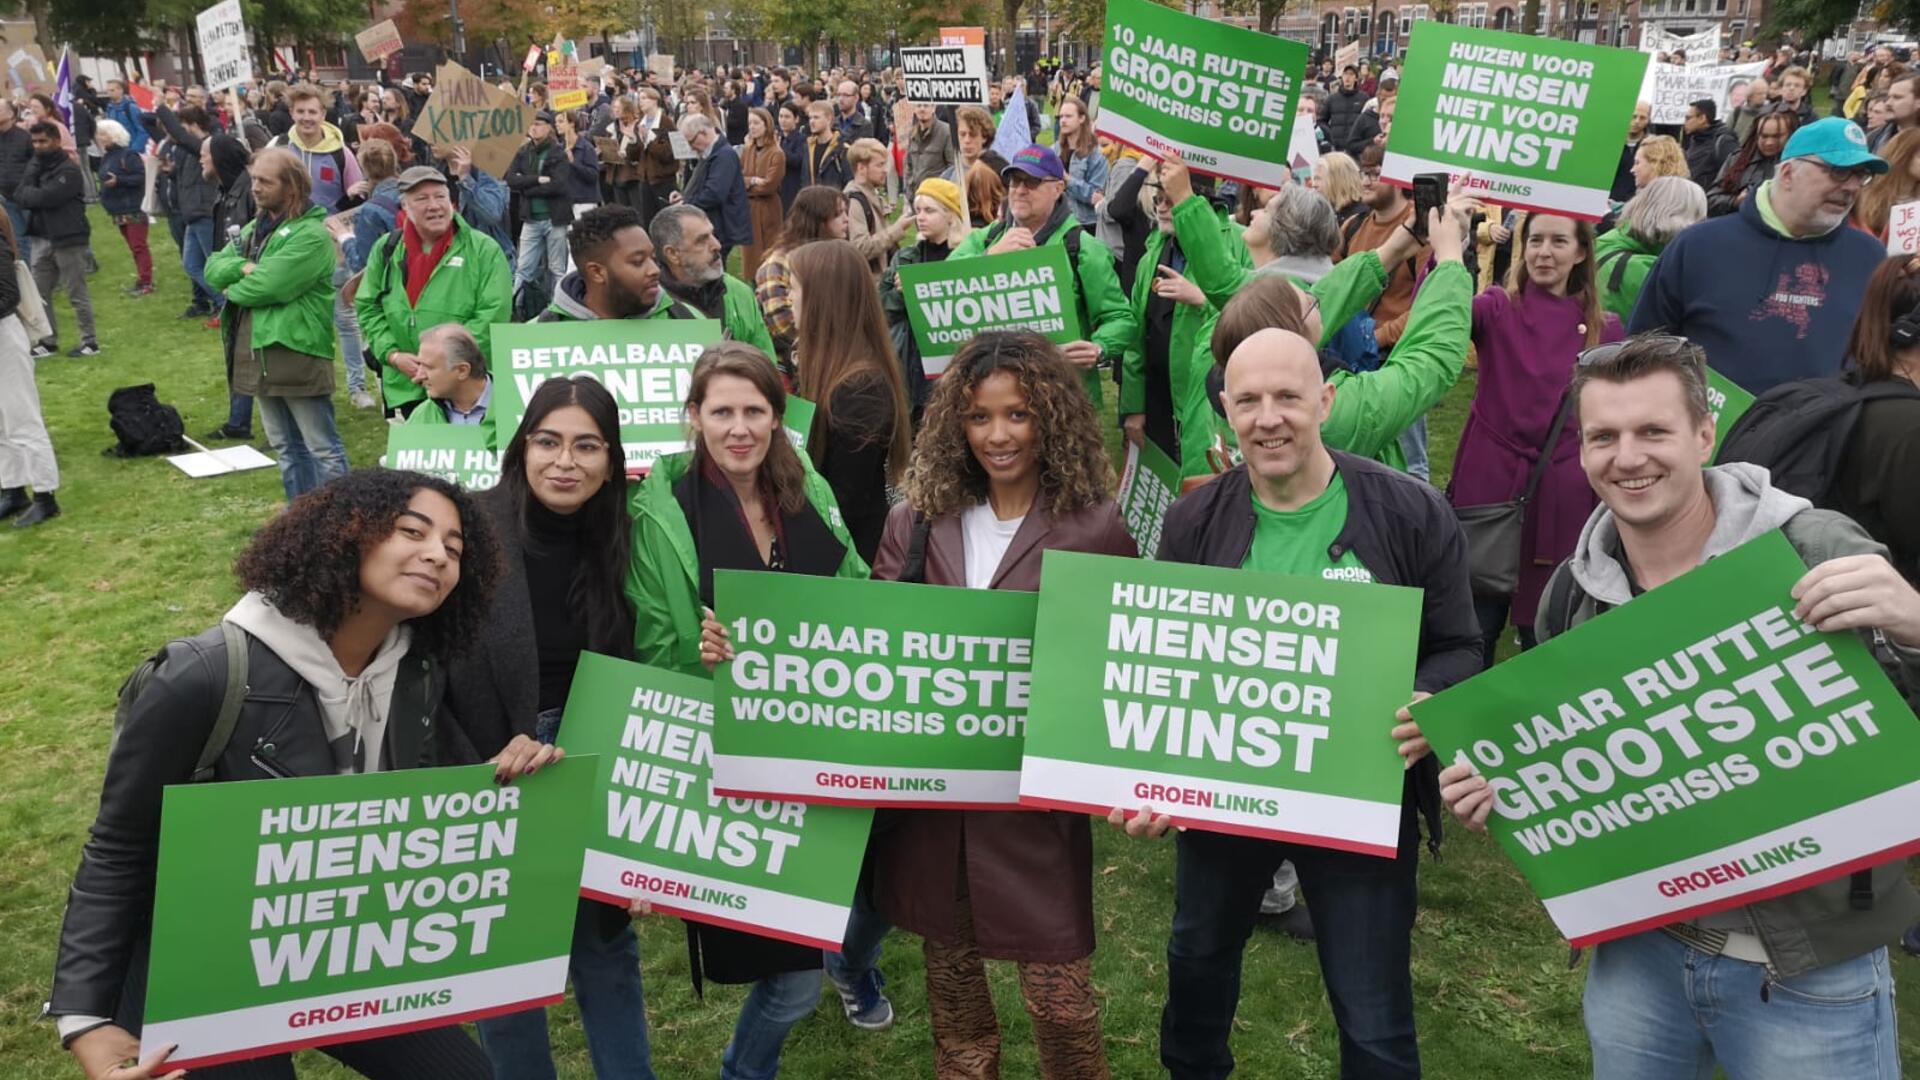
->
xmin=1716 ymin=375 xmax=1920 ymax=504
xmin=104 ymin=383 xmax=187 ymax=457
xmin=111 ymin=623 xmax=250 ymax=782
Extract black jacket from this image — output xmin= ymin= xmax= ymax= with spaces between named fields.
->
xmin=1156 ymin=453 xmax=1484 ymax=853
xmin=48 ymin=626 xmax=470 ymax=1023
xmin=1684 ymin=120 xmax=1740 ymax=190
xmin=155 ymin=106 xmax=220 ymax=222
xmin=15 ymin=151 xmax=89 ymax=248
xmin=1322 ymin=85 xmax=1369 ymax=150
xmin=0 ymin=124 xmax=31 ymax=198
xmin=505 ymin=138 xmax=596 ymax=226
xmin=1344 ymin=108 xmax=1385 ymax=157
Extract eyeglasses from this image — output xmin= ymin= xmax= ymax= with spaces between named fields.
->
xmin=1808 ymin=160 xmax=1878 ymax=185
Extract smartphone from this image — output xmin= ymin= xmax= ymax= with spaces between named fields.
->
xmin=1410 ymin=172 xmax=1448 ymax=243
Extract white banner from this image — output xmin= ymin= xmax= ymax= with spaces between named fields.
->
xmin=1649 ymin=60 xmax=1765 ymax=126
xmin=901 ymin=45 xmax=990 ymax=106
xmin=1640 ymin=25 xmax=1722 ymax=65
xmin=196 ymin=0 xmax=252 ymax=92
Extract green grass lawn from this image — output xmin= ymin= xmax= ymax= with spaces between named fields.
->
xmin=3 ymin=210 xmax=1919 ymax=1078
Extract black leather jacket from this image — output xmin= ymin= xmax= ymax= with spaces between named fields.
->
xmin=48 ymin=626 xmax=472 ymax=1024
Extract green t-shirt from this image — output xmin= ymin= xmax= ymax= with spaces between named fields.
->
xmin=1242 ymin=472 xmax=1373 ymax=584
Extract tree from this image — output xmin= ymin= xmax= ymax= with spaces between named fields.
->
xmin=1765 ymin=0 xmax=1917 ymax=43
xmin=1217 ymin=0 xmax=1290 ymax=34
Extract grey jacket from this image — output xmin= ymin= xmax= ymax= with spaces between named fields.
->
xmin=1546 ymin=463 xmax=1920 ymax=978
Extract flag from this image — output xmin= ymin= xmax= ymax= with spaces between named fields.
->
xmin=52 ymin=49 xmax=70 ymax=125
xmin=991 ymin=84 xmax=1031 ymax=163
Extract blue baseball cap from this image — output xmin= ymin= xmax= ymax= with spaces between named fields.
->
xmin=1002 ymin=144 xmax=1066 ymax=182
xmin=1781 ymin=117 xmax=1889 ymax=174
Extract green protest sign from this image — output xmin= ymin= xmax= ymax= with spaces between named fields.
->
xmin=1097 ymin=0 xmax=1308 ymax=187
xmin=784 ymin=394 xmax=816 ymax=453
xmin=1412 ymin=531 xmax=1920 ymax=947
xmin=898 ymin=247 xmax=1082 ymax=375
xmin=1021 ymin=551 xmax=1423 ymax=855
xmin=1385 ymin=22 xmax=1649 ymax=220
xmin=489 ymin=318 xmax=721 ymax=472
xmin=710 ymin=570 xmax=1038 ymax=807
xmin=1117 ymin=438 xmax=1180 ymax=556
xmin=385 ymin=424 xmax=502 ymax=490
xmin=561 ymin=653 xmax=872 ymax=948
xmin=141 ymin=763 xmax=591 ymax=1070
xmin=1706 ymin=367 xmax=1755 ymax=460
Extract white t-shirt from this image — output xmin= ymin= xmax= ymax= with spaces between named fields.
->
xmin=961 ymin=501 xmax=1025 ymax=590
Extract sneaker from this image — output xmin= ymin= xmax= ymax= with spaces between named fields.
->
xmin=66 ymin=341 xmax=101 ymax=358
xmin=204 ymin=423 xmax=252 ymax=441
xmin=827 ymin=968 xmax=895 ymax=1031
xmin=350 ymin=389 xmax=377 ymax=409
xmin=30 ymin=341 xmax=53 ymax=358
xmin=203 ymin=315 xmax=221 ymax=330
xmin=178 ymin=304 xmax=212 ymax=319
xmin=125 ymin=283 xmax=155 ymax=297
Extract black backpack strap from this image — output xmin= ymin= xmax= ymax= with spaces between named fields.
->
xmin=899 ymin=511 xmax=932 ymax=584
xmin=1521 ymin=390 xmax=1576 ymax=505
xmin=1599 ymin=249 xmax=1633 ymax=294
xmin=193 ymin=623 xmax=251 ymax=782
xmin=1539 ymin=560 xmax=1584 ymax=643
xmin=1851 ymin=869 xmax=1876 ymax=911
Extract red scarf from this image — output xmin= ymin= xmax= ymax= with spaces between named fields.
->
xmin=401 ymin=216 xmax=454 ymax=307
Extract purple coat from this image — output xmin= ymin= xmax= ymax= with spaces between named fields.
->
xmin=1449 ymin=287 xmax=1623 ymax=625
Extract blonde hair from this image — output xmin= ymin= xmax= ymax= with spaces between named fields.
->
xmin=1317 ymin=152 xmax=1365 ymax=209
xmin=847 ymin=137 xmax=888 ymax=170
xmin=1636 ymin=135 xmax=1689 ymax=182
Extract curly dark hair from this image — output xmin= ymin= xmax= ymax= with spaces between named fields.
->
xmin=905 ymin=331 xmax=1114 ymax=518
xmin=233 ymin=470 xmax=503 ymax=659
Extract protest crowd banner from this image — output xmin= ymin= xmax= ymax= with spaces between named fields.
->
xmin=195 ymin=0 xmax=252 ymax=93
xmin=1115 ymin=438 xmax=1178 ymax=556
xmin=1414 ymin=532 xmax=1920 ymax=947
xmin=711 ymin=571 xmax=1038 ymax=808
xmin=562 ymin=653 xmax=872 ymax=949
xmin=1889 ymin=200 xmax=1920 ymax=255
xmin=413 ymin=60 xmax=539 ymax=180
xmin=1020 ymin=551 xmax=1424 ymax=856
xmin=1095 ymin=0 xmax=1309 ymax=187
xmin=1385 ymin=21 xmax=1648 ymax=219
xmin=900 ymin=45 xmax=990 ymax=107
xmin=1640 ymin=26 xmax=1722 ymax=64
xmin=897 ymin=246 xmax=1082 ymax=375
xmin=384 ymin=425 xmax=502 ymax=490
xmin=488 ymin=318 xmax=719 ymax=473
xmin=1648 ymin=61 xmax=1766 ymax=126
xmin=354 ymin=20 xmax=404 ymax=65
xmin=140 ymin=764 xmax=591 ymax=1070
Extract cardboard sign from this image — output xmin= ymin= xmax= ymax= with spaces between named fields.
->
xmin=901 ymin=45 xmax=990 ymax=106
xmin=386 ymin=425 xmax=502 ymax=490
xmin=563 ymin=654 xmax=872 ymax=950
xmin=647 ymin=54 xmax=674 ymax=82
xmin=141 ymin=763 xmax=592 ymax=1070
xmin=711 ymin=572 xmax=1040 ymax=808
xmin=196 ymin=0 xmax=253 ymax=92
xmin=940 ymin=26 xmax=986 ymax=46
xmin=897 ymin=246 xmax=1083 ymax=375
xmin=1097 ymin=0 xmax=1310 ymax=187
xmin=1889 ymin=199 xmax=1920 ymax=255
xmin=1020 ymin=551 xmax=1424 ymax=856
xmin=1116 ymin=438 xmax=1180 ymax=556
xmin=549 ymin=52 xmax=587 ymax=111
xmin=488 ymin=318 xmax=720 ymax=473
xmin=5 ymin=43 xmax=47 ymax=94
xmin=1385 ymin=22 xmax=1649 ymax=220
xmin=413 ymin=60 xmax=539 ymax=181
xmin=355 ymin=20 xmax=405 ymax=64
xmin=1413 ymin=531 xmax=1920 ymax=947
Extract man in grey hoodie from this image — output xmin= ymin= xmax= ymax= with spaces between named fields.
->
xmin=1434 ymin=334 xmax=1920 ymax=1080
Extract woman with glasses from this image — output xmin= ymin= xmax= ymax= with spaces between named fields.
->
xmin=1450 ymin=212 xmax=1623 ymax=665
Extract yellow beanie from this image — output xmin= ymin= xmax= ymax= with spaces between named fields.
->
xmin=914 ymin=177 xmax=965 ymax=221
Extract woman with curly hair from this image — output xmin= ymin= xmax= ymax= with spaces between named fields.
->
xmin=869 ymin=331 xmax=1136 ymax=1080
xmin=623 ymin=342 xmax=878 ymax=1079
xmin=48 ymin=469 xmax=530 ymax=1080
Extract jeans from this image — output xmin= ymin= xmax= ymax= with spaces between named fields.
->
xmin=1161 ymin=791 xmax=1421 ymax=1080
xmin=822 ymin=852 xmax=889 ymax=988
xmin=475 ymin=898 xmax=656 ymax=1080
xmin=1473 ymin=594 xmax=1538 ymax=671
xmin=721 ymin=968 xmax=824 ymax=1080
xmin=332 ymin=262 xmax=364 ymax=394
xmin=2 ymin=197 xmax=25 ymax=252
xmin=1396 ymin=415 xmax=1430 ymax=481
xmin=31 ymin=243 xmax=95 ymax=346
xmin=515 ymin=218 xmax=569 ymax=291
xmin=183 ymin=217 xmax=221 ymax=311
xmin=226 ymin=391 xmax=254 ymax=433
xmin=1585 ymin=930 xmax=1898 ymax=1080
xmin=256 ymin=394 xmax=348 ymax=500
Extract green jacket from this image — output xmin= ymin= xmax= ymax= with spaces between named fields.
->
xmin=356 ymin=215 xmax=514 ymax=412
xmin=949 ymin=210 xmax=1137 ymax=401
xmin=404 ymin=379 xmax=500 ymax=447
xmin=1593 ymin=224 xmax=1659 ymax=323
xmin=1121 ymin=197 xmax=1252 ymax=477
xmin=661 ymin=274 xmax=779 ymax=363
xmin=624 ymin=451 xmax=869 ymax=678
xmin=1178 ymin=209 xmax=1472 ymax=475
xmin=204 ymin=204 xmax=336 ymax=362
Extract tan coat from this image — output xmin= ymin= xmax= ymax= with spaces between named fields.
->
xmin=869 ymin=495 xmax=1138 ymax=962
xmin=739 ymin=138 xmax=786 ymax=282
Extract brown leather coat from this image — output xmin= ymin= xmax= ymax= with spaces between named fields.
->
xmin=869 ymin=494 xmax=1137 ymax=962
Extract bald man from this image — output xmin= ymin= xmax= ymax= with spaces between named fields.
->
xmin=1112 ymin=324 xmax=1481 ymax=1079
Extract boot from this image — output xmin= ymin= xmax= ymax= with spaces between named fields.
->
xmin=13 ymin=491 xmax=59 ymax=527
xmin=0 ymin=486 xmax=27 ymax=519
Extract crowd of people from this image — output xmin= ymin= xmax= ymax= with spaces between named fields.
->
xmin=12 ymin=38 xmax=1920 ymax=1080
